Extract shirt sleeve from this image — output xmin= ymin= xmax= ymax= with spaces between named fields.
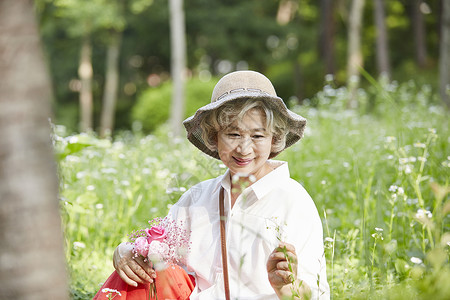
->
xmin=284 ymin=186 xmax=330 ymax=300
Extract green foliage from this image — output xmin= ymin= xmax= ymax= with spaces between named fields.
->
xmin=57 ymin=80 xmax=449 ymax=299
xmin=131 ymin=78 xmax=218 ymax=132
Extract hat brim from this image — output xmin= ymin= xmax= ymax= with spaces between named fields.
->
xmin=183 ymin=91 xmax=306 ymax=160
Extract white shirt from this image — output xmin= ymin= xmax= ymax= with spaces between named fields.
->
xmin=168 ymin=161 xmax=330 ymax=299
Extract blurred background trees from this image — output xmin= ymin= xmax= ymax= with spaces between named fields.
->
xmin=35 ymin=0 xmax=448 ymax=135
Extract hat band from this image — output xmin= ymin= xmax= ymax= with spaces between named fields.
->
xmin=215 ymin=88 xmax=265 ymax=101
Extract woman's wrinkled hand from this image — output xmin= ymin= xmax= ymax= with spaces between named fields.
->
xmin=113 ymin=242 xmax=156 ymax=287
xmin=266 ymin=242 xmax=298 ymax=290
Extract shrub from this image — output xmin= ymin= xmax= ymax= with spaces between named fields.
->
xmin=131 ymin=77 xmax=218 ymax=132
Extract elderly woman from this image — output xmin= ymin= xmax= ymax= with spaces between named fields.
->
xmin=95 ymin=71 xmax=329 ymax=300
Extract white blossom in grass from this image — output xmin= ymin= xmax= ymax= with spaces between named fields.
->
xmin=404 ymin=165 xmax=413 ymax=174
xmin=372 ymin=228 xmax=384 ymax=240
xmin=428 ymin=128 xmax=436 ymax=134
xmin=399 ymin=158 xmax=409 ymax=165
xmin=95 ymin=203 xmax=103 ymax=209
xmin=397 ymin=187 xmax=405 ymax=195
xmin=73 ymin=242 xmax=86 ymax=249
xmin=385 ymin=136 xmax=396 ymax=143
xmin=409 ymin=157 xmax=417 ymax=163
xmin=389 ymin=185 xmax=398 ymax=192
xmin=387 ymin=155 xmax=394 ymax=160
xmin=413 ymin=142 xmax=426 ymax=148
xmin=410 ymin=257 xmax=423 ymax=264
xmin=87 ymin=185 xmax=95 ymax=191
xmin=415 ymin=209 xmax=432 ymax=219
xmin=417 ymin=156 xmax=427 ymax=163
xmin=324 ymin=237 xmax=334 ymax=242
xmin=321 ymin=180 xmax=327 ymax=185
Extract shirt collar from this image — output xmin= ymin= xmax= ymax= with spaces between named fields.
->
xmin=249 ymin=160 xmax=289 ymax=200
xmin=219 ymin=160 xmax=290 ymax=205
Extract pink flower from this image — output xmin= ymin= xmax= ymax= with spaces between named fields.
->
xmin=146 ymin=226 xmax=167 ymax=243
xmin=134 ymin=236 xmax=149 ymax=257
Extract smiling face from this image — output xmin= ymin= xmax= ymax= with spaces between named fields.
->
xmin=217 ymin=108 xmax=273 ymax=182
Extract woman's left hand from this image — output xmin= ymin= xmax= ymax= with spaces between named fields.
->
xmin=266 ymin=242 xmax=298 ymax=291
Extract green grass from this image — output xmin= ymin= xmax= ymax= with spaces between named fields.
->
xmin=55 ymin=79 xmax=450 ymax=299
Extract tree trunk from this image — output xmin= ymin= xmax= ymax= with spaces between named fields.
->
xmin=373 ymin=0 xmax=391 ymax=79
xmin=347 ymin=0 xmax=365 ymax=108
xmin=78 ymin=36 xmax=94 ymax=132
xmin=0 ymin=1 xmax=69 ymax=299
xmin=276 ymin=0 xmax=298 ymax=25
xmin=319 ymin=0 xmax=337 ymax=75
xmin=169 ymin=0 xmax=187 ymax=137
xmin=100 ymin=31 xmax=122 ymax=138
xmin=412 ymin=0 xmax=428 ymax=68
xmin=440 ymin=0 xmax=450 ymax=108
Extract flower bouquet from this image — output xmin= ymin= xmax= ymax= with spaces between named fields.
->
xmin=128 ymin=217 xmax=190 ymax=269
xmin=93 ymin=217 xmax=193 ymax=300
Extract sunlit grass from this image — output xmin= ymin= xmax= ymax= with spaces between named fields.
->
xmin=55 ymin=79 xmax=449 ymax=299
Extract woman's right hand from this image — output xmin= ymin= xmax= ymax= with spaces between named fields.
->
xmin=113 ymin=242 xmax=156 ymax=287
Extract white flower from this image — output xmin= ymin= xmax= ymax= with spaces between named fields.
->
xmin=399 ymin=158 xmax=409 ymax=165
xmin=404 ymin=165 xmax=413 ymax=174
xmin=418 ymin=157 xmax=427 ymax=162
xmin=410 ymin=257 xmax=422 ymax=264
xmin=73 ymin=241 xmax=86 ymax=249
xmin=325 ymin=237 xmax=334 ymax=242
xmin=413 ymin=142 xmax=426 ymax=148
xmin=385 ymin=136 xmax=396 ymax=143
xmin=415 ymin=209 xmax=432 ymax=219
xmin=397 ymin=187 xmax=405 ymax=195
xmin=102 ymin=288 xmax=122 ymax=296
xmin=321 ymin=180 xmax=327 ymax=185
xmin=375 ymin=227 xmax=383 ymax=232
xmin=389 ymin=185 xmax=398 ymax=192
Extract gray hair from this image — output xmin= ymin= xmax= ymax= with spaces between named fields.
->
xmin=199 ymin=98 xmax=288 ymax=156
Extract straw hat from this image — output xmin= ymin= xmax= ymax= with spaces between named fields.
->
xmin=183 ymin=70 xmax=306 ymax=159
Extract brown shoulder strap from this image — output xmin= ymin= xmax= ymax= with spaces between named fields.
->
xmin=219 ymin=187 xmax=231 ymax=300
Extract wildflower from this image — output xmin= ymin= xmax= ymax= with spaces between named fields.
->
xmin=95 ymin=203 xmax=103 ymax=209
xmin=397 ymin=187 xmax=405 ymax=195
xmin=428 ymin=128 xmax=436 ymax=134
xmin=387 ymin=155 xmax=394 ymax=160
xmin=324 ymin=74 xmax=334 ymax=82
xmin=324 ymin=237 xmax=334 ymax=243
xmin=399 ymin=158 xmax=409 ymax=165
xmin=409 ymin=157 xmax=417 ymax=163
xmin=102 ymin=288 xmax=122 ymax=297
xmin=87 ymin=185 xmax=95 ymax=191
xmin=321 ymin=180 xmax=327 ymax=185
xmin=415 ymin=209 xmax=432 ymax=219
xmin=375 ymin=227 xmax=383 ymax=232
xmin=410 ymin=257 xmax=423 ymax=264
xmin=389 ymin=185 xmax=398 ymax=192
xmin=417 ymin=157 xmax=427 ymax=163
xmin=73 ymin=242 xmax=86 ymax=249
xmin=413 ymin=142 xmax=426 ymax=148
xmin=385 ymin=136 xmax=396 ymax=143
xmin=404 ymin=165 xmax=413 ymax=174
